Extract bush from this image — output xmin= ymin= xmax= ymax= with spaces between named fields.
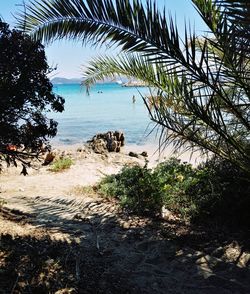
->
xmin=50 ymin=157 xmax=74 ymax=172
xmin=190 ymin=158 xmax=250 ymax=225
xmin=97 ymin=157 xmax=250 ymax=225
xmin=98 ymin=164 xmax=162 ymax=215
xmin=98 ymin=158 xmax=203 ymax=218
xmin=152 ymin=158 xmax=198 ymax=218
xmin=70 ymin=185 xmax=97 ymax=196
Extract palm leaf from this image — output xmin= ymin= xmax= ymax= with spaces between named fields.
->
xmin=18 ymin=0 xmax=178 ymax=57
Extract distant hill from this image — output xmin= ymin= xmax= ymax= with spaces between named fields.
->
xmin=51 ymin=77 xmax=82 ymax=84
xmin=51 ymin=76 xmax=130 ymax=85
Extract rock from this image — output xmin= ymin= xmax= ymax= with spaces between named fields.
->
xmin=161 ymin=206 xmax=175 ymax=221
xmin=238 ymin=252 xmax=250 ymax=267
xmin=129 ymin=151 xmax=139 ymax=158
xmin=43 ymin=150 xmax=57 ymax=165
xmin=107 ymin=137 xmax=117 ymax=152
xmin=45 ymin=258 xmax=54 ymax=265
xmin=121 ymin=221 xmax=131 ymax=229
xmin=92 ymin=138 xmax=107 ymax=154
xmin=223 ymin=246 xmax=250 ymax=267
xmin=114 ymin=131 xmax=125 ymax=146
xmin=116 ymin=142 xmax=121 ymax=152
xmin=141 ymin=151 xmax=148 ymax=157
xmin=38 ymin=143 xmax=48 ymax=154
xmin=89 ymin=131 xmax=125 ymax=154
xmin=55 ymin=288 xmax=76 ymax=294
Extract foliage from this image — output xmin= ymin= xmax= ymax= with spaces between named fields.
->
xmin=98 ymin=164 xmax=162 ymax=215
xmin=193 ymin=158 xmax=250 ymax=225
xmin=0 ymin=233 xmax=79 ymax=293
xmin=49 ymin=157 xmax=73 ymax=172
xmin=153 ymin=158 xmax=198 ymax=218
xmin=0 ymin=21 xmax=64 ymax=173
xmin=98 ymin=158 xmax=199 ymax=217
xmin=97 ymin=157 xmax=250 ymax=225
xmin=18 ymin=0 xmax=250 ymax=174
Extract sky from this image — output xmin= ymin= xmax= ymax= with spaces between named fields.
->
xmin=0 ymin=0 xmax=206 ymax=78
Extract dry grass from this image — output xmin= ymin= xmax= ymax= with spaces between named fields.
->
xmin=69 ymin=185 xmax=98 ymax=197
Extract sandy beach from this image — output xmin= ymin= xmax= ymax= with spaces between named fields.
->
xmin=0 ymin=142 xmax=204 ymax=210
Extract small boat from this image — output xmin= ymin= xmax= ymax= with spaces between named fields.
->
xmin=116 ymin=80 xmax=123 ymax=85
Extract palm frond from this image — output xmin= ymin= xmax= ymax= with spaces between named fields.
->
xmin=18 ymin=1 xmax=249 ymax=92
xmin=18 ymin=0 xmax=179 ymax=58
xmin=216 ymin=0 xmax=250 ymax=27
xmin=83 ymin=54 xmax=172 ymax=92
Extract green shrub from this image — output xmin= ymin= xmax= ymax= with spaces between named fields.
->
xmin=70 ymin=185 xmax=97 ymax=196
xmin=50 ymin=157 xmax=74 ymax=172
xmin=98 ymin=174 xmax=119 ymax=198
xmin=97 ymin=157 xmax=250 ymax=225
xmin=98 ymin=164 xmax=162 ymax=215
xmin=97 ymin=159 xmax=198 ymax=216
xmin=190 ymin=158 xmax=250 ymax=225
xmin=152 ymin=158 xmax=199 ymax=218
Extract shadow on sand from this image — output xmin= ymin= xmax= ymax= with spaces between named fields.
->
xmin=0 ymin=195 xmax=250 ymax=294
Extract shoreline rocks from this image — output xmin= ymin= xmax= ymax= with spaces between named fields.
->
xmin=41 ymin=132 xmax=150 ymax=167
xmin=88 ymin=131 xmax=125 ymax=154
xmin=129 ymin=151 xmax=148 ymax=159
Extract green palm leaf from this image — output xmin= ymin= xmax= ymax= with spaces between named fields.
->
xmin=19 ymin=0 xmax=178 ymax=56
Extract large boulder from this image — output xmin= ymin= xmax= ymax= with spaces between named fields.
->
xmin=89 ymin=131 xmax=125 ymax=154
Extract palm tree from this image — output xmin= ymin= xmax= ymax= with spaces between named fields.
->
xmin=17 ymin=0 xmax=250 ymax=173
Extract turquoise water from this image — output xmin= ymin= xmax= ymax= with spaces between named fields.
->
xmin=51 ymin=83 xmax=155 ymax=145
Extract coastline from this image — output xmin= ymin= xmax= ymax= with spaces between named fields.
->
xmin=51 ymin=141 xmax=205 ymax=167
xmin=0 ymin=140 xmax=204 ymax=203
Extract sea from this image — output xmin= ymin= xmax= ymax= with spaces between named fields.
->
xmin=49 ymin=82 xmax=203 ymax=164
xmin=50 ymin=83 xmax=157 ymax=147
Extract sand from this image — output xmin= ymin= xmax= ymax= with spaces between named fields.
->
xmin=0 ymin=145 xmax=249 ymax=293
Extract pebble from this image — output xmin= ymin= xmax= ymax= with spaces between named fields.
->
xmin=122 ymin=221 xmax=131 ymax=229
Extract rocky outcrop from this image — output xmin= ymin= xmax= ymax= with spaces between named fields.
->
xmin=89 ymin=131 xmax=125 ymax=154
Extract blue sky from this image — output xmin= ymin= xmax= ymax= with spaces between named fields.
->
xmin=1 ymin=0 xmax=206 ymax=78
